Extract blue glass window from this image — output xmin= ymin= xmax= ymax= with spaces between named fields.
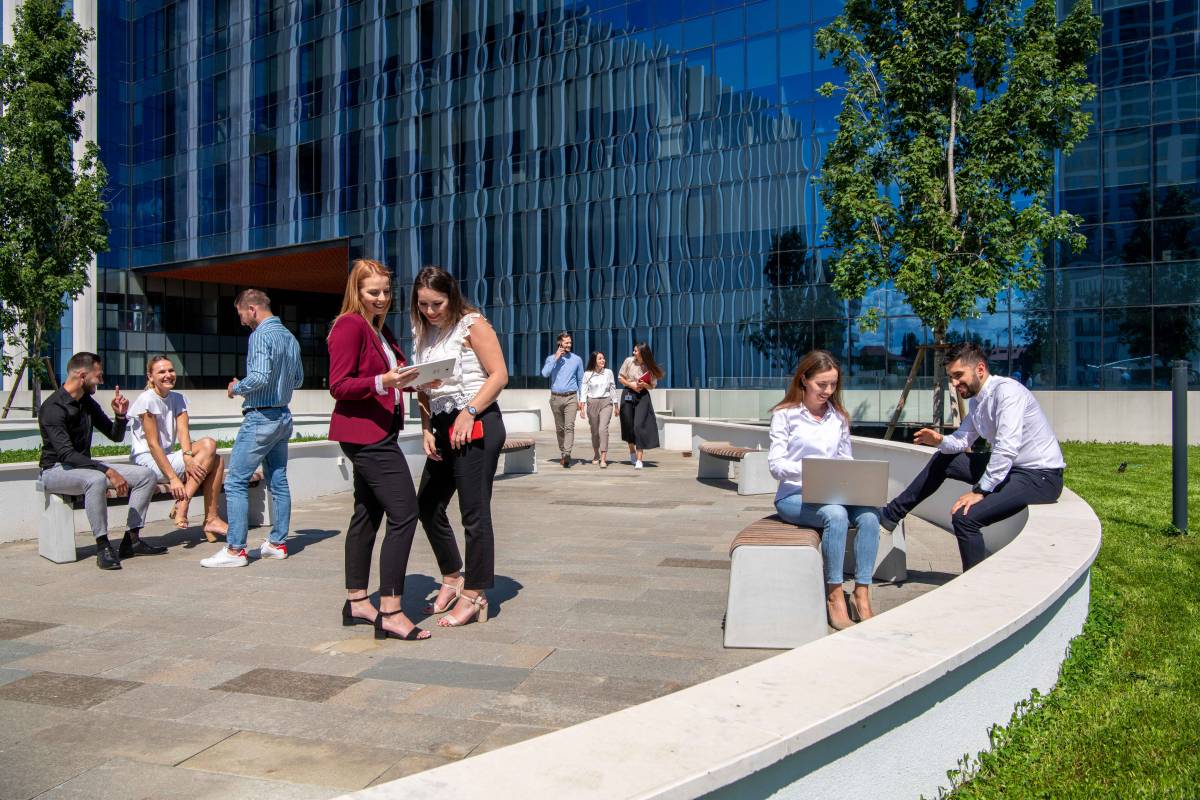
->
xmin=1153 ymin=31 xmax=1200 ymax=80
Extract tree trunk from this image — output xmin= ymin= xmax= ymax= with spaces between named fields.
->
xmin=932 ymin=328 xmax=947 ymax=431
xmin=28 ymin=321 xmax=42 ymax=418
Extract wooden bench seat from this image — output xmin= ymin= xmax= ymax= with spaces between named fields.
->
xmin=499 ymin=438 xmax=536 ymax=475
xmin=35 ymin=469 xmax=270 ymax=564
xmin=697 ymin=441 xmax=774 ymax=495
xmin=724 ymin=514 xmax=908 ymax=649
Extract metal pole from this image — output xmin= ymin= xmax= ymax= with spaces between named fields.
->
xmin=1172 ymin=360 xmax=1189 ymax=533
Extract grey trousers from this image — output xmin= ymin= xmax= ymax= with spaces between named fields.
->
xmin=549 ymin=393 xmax=578 ymax=457
xmin=586 ymin=398 xmax=614 ymax=456
xmin=40 ymin=463 xmax=157 ymax=538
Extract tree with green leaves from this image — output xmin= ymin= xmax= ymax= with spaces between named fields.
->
xmin=0 ymin=0 xmax=108 ymax=415
xmin=815 ymin=0 xmax=1099 ymax=427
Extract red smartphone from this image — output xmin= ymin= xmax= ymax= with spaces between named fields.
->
xmin=469 ymin=419 xmax=484 ymax=441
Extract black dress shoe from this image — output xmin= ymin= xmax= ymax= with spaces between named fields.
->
xmin=562 ymin=456 xmax=571 ymax=468
xmin=96 ymin=545 xmax=122 ymax=570
xmin=119 ymin=538 xmax=168 ymax=558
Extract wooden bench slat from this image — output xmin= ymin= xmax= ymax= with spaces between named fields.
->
xmin=700 ymin=442 xmax=755 ymax=461
xmin=730 ymin=515 xmax=821 ymax=555
xmin=501 ymin=439 xmax=534 ymax=452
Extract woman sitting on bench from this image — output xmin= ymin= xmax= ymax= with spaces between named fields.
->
xmin=128 ymin=355 xmax=228 ymax=541
xmin=767 ymin=350 xmax=879 ymax=630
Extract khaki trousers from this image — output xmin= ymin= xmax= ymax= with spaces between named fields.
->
xmin=549 ymin=393 xmax=577 ymax=457
xmin=586 ymin=398 xmax=614 ymax=456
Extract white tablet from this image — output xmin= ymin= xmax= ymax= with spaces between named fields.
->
xmin=398 ymin=356 xmax=456 ymax=386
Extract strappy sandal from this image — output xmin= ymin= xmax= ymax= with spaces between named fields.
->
xmin=374 ymin=609 xmax=430 ymax=641
xmin=423 ymin=575 xmax=465 ymax=614
xmin=437 ymin=594 xmax=488 ymax=627
xmin=168 ymin=503 xmax=189 ymax=530
xmin=342 ymin=595 xmax=375 ymax=627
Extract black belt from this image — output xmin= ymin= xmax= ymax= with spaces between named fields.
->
xmin=243 ymin=406 xmax=285 ymax=415
xmin=551 ymin=391 xmax=577 ymax=397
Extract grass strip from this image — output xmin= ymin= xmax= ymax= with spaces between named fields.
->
xmin=0 ymin=434 xmax=328 ymax=464
xmin=942 ymin=442 xmax=1200 ymax=798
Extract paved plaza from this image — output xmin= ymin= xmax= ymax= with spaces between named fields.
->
xmin=0 ymin=430 xmax=960 ymax=799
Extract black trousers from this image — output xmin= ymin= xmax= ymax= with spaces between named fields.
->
xmin=883 ymin=451 xmax=1064 ymax=571
xmin=339 ymin=411 xmax=419 ymax=596
xmin=418 ymin=403 xmax=504 ymax=590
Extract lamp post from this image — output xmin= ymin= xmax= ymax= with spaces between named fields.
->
xmin=1172 ymin=360 xmax=1189 ymax=533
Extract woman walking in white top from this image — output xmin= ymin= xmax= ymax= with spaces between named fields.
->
xmin=413 ymin=267 xmax=509 ymax=627
xmin=128 ymin=355 xmax=228 ymax=541
xmin=767 ymin=350 xmax=879 ymax=630
xmin=580 ymin=351 xmax=618 ymax=467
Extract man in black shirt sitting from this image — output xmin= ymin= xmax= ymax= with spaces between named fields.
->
xmin=38 ymin=352 xmax=162 ymax=570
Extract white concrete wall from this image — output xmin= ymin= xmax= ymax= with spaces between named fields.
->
xmin=333 ymin=425 xmax=1101 ymax=800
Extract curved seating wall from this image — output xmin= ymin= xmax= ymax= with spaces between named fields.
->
xmin=336 ymin=420 xmax=1101 ymax=800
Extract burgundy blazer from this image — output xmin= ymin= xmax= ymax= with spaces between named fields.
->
xmin=327 ymin=313 xmax=408 ymax=444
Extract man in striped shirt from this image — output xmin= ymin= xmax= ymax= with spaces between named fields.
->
xmin=201 ymin=288 xmax=304 ymax=568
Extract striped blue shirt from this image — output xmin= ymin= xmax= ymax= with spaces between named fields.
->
xmin=232 ymin=316 xmax=303 ymax=409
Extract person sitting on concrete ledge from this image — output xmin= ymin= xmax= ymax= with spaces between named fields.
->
xmin=128 ymin=354 xmax=228 ymax=542
xmin=38 ymin=351 xmax=162 ymax=570
xmin=768 ymin=349 xmax=879 ymax=630
xmin=879 ymin=342 xmax=1065 ymax=572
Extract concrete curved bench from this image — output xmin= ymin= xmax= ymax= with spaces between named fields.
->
xmin=341 ymin=427 xmax=1101 ymax=800
xmin=499 ymin=438 xmax=536 ymax=475
xmin=697 ymin=441 xmax=773 ymax=495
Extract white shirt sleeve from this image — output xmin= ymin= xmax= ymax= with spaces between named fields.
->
xmin=607 ymin=369 xmax=618 ymax=403
xmin=938 ymin=405 xmax=977 ymax=454
xmin=979 ymin=385 xmax=1025 ymax=491
xmin=767 ymin=410 xmax=803 ymax=481
xmin=835 ymin=413 xmax=853 ymax=460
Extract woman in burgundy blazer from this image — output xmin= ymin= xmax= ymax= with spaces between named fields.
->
xmin=328 ymin=259 xmax=430 ymax=641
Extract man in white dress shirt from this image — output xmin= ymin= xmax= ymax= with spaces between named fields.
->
xmin=880 ymin=342 xmax=1066 ymax=571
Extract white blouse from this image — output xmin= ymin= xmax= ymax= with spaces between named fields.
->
xmin=415 ymin=313 xmax=488 ymax=416
xmin=767 ymin=403 xmax=853 ymax=503
xmin=581 ymin=368 xmax=617 ymax=402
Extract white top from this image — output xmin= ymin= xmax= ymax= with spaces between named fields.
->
xmin=582 ymin=369 xmax=617 ymax=402
xmin=940 ymin=375 xmax=1065 ymax=492
xmin=371 ymin=328 xmax=402 ymax=406
xmin=618 ymin=356 xmax=657 ymax=389
xmin=128 ymin=388 xmax=189 ymax=458
xmin=768 ymin=403 xmax=853 ymax=502
xmin=415 ymin=312 xmax=488 ymax=416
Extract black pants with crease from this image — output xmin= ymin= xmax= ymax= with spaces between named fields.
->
xmin=340 ymin=410 xmax=419 ymax=596
xmin=883 ymin=450 xmax=1063 ymax=571
xmin=418 ymin=403 xmax=504 ymax=590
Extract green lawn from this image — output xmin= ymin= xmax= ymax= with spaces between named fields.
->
xmin=945 ymin=443 xmax=1200 ymax=798
xmin=0 ymin=434 xmax=327 ymax=464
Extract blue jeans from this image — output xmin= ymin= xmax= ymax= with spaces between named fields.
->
xmin=774 ymin=494 xmax=881 ymax=586
xmin=226 ymin=408 xmax=293 ymax=550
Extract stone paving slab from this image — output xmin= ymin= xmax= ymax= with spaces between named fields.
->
xmin=0 ymin=428 xmax=961 ymax=799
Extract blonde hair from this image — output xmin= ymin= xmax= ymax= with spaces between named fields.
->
xmin=336 ymin=259 xmax=393 ymax=331
xmin=145 ymin=354 xmax=174 ymax=390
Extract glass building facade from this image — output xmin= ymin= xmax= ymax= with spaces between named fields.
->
xmin=79 ymin=0 xmax=1199 ymax=391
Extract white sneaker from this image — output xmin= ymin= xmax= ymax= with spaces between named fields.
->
xmin=201 ymin=547 xmax=248 ymax=568
xmin=259 ymin=540 xmax=288 ymax=560
xmin=635 ymin=460 xmax=644 ymax=469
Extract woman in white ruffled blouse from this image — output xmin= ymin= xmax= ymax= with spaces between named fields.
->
xmin=579 ymin=351 xmax=618 ymax=467
xmin=412 ymin=267 xmax=509 ymax=627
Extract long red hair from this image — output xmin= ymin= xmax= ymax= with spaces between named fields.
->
xmin=772 ymin=349 xmax=850 ymax=423
xmin=334 ymin=259 xmax=392 ymax=331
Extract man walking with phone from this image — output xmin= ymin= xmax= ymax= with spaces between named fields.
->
xmin=38 ymin=352 xmax=162 ymax=570
xmin=541 ymin=332 xmax=584 ymax=467
xmin=202 ymin=288 xmax=303 ymax=568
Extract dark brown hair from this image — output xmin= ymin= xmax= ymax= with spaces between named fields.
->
xmin=410 ymin=266 xmax=479 ymax=345
xmin=585 ymin=351 xmax=607 ymax=372
xmin=634 ymin=342 xmax=664 ymax=381
xmin=944 ymin=341 xmax=988 ymax=369
xmin=772 ymin=349 xmax=850 ymax=423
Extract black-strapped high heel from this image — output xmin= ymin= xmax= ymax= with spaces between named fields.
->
xmin=342 ymin=596 xmax=375 ymax=627
xmin=374 ymin=609 xmax=431 ymax=641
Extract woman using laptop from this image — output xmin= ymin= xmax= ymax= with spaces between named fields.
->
xmin=767 ymin=350 xmax=880 ymax=630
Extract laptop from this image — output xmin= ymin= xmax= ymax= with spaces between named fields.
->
xmin=801 ymin=458 xmax=890 ymax=507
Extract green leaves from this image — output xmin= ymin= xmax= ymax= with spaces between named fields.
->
xmin=817 ymin=0 xmax=1100 ymax=342
xmin=0 ymin=0 xmax=108 ymax=374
